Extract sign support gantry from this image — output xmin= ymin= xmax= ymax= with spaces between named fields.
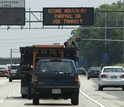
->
xmin=0 ymin=9 xmax=124 ymax=30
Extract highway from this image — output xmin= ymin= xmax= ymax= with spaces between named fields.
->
xmin=0 ymin=75 xmax=123 ymax=107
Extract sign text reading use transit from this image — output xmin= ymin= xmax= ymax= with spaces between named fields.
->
xmin=43 ymin=7 xmax=94 ymax=26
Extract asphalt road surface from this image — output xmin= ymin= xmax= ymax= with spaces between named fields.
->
xmin=0 ymin=75 xmax=123 ymax=107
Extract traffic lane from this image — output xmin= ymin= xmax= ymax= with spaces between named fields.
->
xmin=2 ymin=88 xmax=100 ymax=107
xmin=25 ymin=92 xmax=100 ymax=107
xmin=0 ymin=77 xmax=20 ymax=100
xmin=79 ymin=75 xmax=124 ymax=107
xmin=0 ymin=78 xmax=100 ymax=107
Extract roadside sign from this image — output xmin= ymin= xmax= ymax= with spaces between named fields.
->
xmin=43 ymin=7 xmax=94 ymax=25
xmin=0 ymin=0 xmax=25 ymax=25
xmin=102 ymin=54 xmax=109 ymax=61
xmin=0 ymin=0 xmax=25 ymax=7
xmin=53 ymin=43 xmax=60 ymax=45
xmin=78 ymin=59 xmax=84 ymax=66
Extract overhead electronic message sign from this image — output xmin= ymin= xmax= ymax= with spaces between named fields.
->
xmin=43 ymin=7 xmax=94 ymax=26
xmin=0 ymin=0 xmax=25 ymax=25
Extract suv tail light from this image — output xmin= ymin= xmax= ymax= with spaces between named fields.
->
xmin=120 ymin=74 xmax=124 ymax=78
xmin=33 ymin=75 xmax=38 ymax=85
xmin=101 ymin=74 xmax=108 ymax=78
xmin=75 ymin=75 xmax=79 ymax=85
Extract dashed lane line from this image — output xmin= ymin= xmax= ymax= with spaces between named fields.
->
xmin=80 ymin=89 xmax=106 ymax=107
xmin=0 ymin=100 xmax=4 ymax=103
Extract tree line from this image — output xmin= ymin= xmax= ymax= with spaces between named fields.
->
xmin=70 ymin=0 xmax=124 ymax=68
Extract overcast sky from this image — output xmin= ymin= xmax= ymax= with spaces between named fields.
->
xmin=0 ymin=0 xmax=120 ymax=57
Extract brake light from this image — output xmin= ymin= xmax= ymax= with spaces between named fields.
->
xmin=101 ymin=74 xmax=108 ymax=78
xmin=3 ymin=69 xmax=7 ymax=74
xmin=34 ymin=81 xmax=38 ymax=85
xmin=120 ymin=74 xmax=124 ymax=78
xmin=75 ymin=75 xmax=79 ymax=85
xmin=33 ymin=75 xmax=38 ymax=85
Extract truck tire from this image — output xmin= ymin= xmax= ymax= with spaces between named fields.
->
xmin=98 ymin=84 xmax=103 ymax=91
xmin=71 ymin=93 xmax=79 ymax=105
xmin=27 ymin=89 xmax=32 ymax=99
xmin=122 ymin=86 xmax=124 ymax=90
xmin=33 ymin=92 xmax=39 ymax=105
xmin=22 ymin=94 xmax=27 ymax=98
xmin=9 ymin=78 xmax=12 ymax=82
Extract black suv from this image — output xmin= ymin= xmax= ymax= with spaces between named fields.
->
xmin=28 ymin=59 xmax=80 ymax=105
xmin=8 ymin=64 xmax=21 ymax=82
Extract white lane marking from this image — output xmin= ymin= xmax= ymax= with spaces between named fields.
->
xmin=0 ymin=100 xmax=4 ymax=103
xmin=12 ymin=92 xmax=15 ymax=94
xmin=80 ymin=90 xmax=106 ymax=107
xmin=7 ymin=95 xmax=12 ymax=98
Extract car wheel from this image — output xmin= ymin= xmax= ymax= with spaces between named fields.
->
xmin=71 ymin=93 xmax=79 ymax=105
xmin=98 ymin=84 xmax=103 ymax=90
xmin=27 ymin=89 xmax=32 ymax=99
xmin=122 ymin=86 xmax=124 ymax=90
xmin=22 ymin=94 xmax=27 ymax=98
xmin=87 ymin=77 xmax=90 ymax=79
xmin=9 ymin=78 xmax=12 ymax=82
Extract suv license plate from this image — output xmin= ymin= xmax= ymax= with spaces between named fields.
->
xmin=52 ymin=89 xmax=61 ymax=94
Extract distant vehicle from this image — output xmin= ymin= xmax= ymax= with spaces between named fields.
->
xmin=0 ymin=67 xmax=8 ymax=78
xmin=87 ymin=67 xmax=101 ymax=79
xmin=98 ymin=66 xmax=124 ymax=91
xmin=77 ymin=67 xmax=86 ymax=75
xmin=8 ymin=64 xmax=21 ymax=82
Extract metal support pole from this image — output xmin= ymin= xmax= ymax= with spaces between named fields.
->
xmin=123 ymin=0 xmax=124 ymax=66
xmin=10 ymin=49 xmax=12 ymax=66
xmin=105 ymin=10 xmax=107 ymax=66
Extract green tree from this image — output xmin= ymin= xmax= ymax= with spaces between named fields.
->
xmin=71 ymin=0 xmax=124 ymax=68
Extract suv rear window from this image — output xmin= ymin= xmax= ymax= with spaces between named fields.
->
xmin=0 ymin=67 xmax=6 ymax=71
xmin=37 ymin=61 xmax=75 ymax=73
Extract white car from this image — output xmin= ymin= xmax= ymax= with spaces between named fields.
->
xmin=98 ymin=66 xmax=124 ymax=90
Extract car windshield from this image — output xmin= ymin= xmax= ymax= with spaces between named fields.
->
xmin=37 ymin=61 xmax=75 ymax=73
xmin=0 ymin=68 xmax=5 ymax=71
xmin=78 ymin=68 xmax=85 ymax=71
xmin=103 ymin=68 xmax=124 ymax=73
xmin=11 ymin=66 xmax=19 ymax=69
xmin=90 ymin=67 xmax=101 ymax=71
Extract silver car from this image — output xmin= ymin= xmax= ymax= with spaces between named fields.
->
xmin=98 ymin=66 xmax=124 ymax=90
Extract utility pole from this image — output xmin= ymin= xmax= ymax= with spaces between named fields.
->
xmin=104 ymin=9 xmax=107 ymax=66
xmin=123 ymin=0 xmax=124 ymax=66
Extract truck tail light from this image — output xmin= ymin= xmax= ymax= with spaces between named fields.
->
xmin=33 ymin=75 xmax=38 ymax=85
xmin=101 ymin=74 xmax=108 ymax=78
xmin=75 ymin=75 xmax=79 ymax=85
xmin=34 ymin=81 xmax=38 ymax=85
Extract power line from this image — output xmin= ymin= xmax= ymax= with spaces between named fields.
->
xmin=0 ymin=35 xmax=70 ymax=41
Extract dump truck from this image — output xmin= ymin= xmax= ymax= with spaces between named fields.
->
xmin=19 ymin=41 xmax=78 ymax=98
